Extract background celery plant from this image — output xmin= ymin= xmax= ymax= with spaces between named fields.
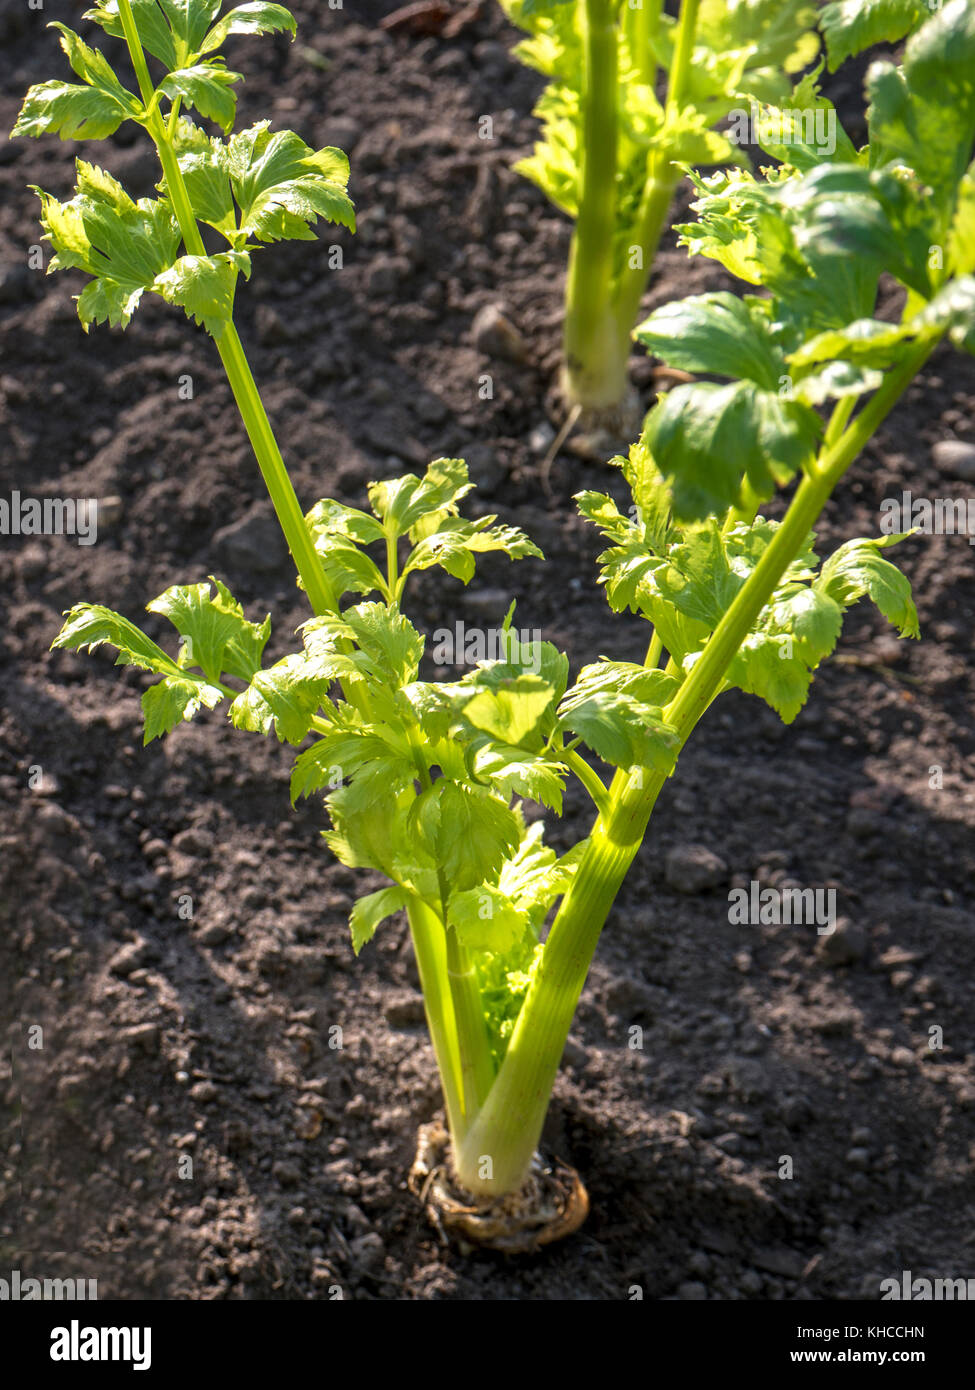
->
xmin=502 ymin=0 xmax=937 ymax=419
xmin=15 ymin=0 xmax=975 ymax=1229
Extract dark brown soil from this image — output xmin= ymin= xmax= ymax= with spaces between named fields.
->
xmin=2 ymin=2 xmax=974 ymax=1302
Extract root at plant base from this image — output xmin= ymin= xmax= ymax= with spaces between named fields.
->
xmin=408 ymin=1121 xmax=589 ymax=1254
xmin=542 ymin=378 xmax=646 ymax=469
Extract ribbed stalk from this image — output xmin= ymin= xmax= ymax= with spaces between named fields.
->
xmin=563 ymin=0 xmax=703 ymax=413
xmin=407 ymin=900 xmax=467 ymax=1144
xmin=454 ymin=773 xmax=665 ymax=1195
xmin=609 ymin=157 xmax=678 ymax=355
xmin=445 ymin=928 xmax=496 ymax=1118
xmin=212 ymin=326 xmax=338 ymax=615
xmin=562 ymin=0 xmax=622 ymax=411
xmin=610 ymin=0 xmax=700 ymax=372
xmin=116 ymin=0 xmax=336 ymax=617
xmin=625 ymin=0 xmax=662 ymax=84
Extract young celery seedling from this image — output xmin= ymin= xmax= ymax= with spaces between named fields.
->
xmin=501 ymin=0 xmax=934 ymax=420
xmin=18 ymin=0 xmax=975 ymax=1247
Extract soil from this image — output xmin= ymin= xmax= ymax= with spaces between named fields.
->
xmin=2 ymin=2 xmax=974 ymax=1302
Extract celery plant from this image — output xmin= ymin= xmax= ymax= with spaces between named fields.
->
xmin=502 ymin=0 xmax=934 ymax=418
xmin=16 ymin=0 xmax=975 ymax=1240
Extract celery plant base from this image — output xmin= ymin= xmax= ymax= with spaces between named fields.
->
xmin=560 ymin=312 xmax=636 ymax=422
xmin=557 ymin=364 xmax=644 ymax=449
xmin=408 ymin=1121 xmax=589 ymax=1253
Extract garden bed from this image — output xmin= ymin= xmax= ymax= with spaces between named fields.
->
xmin=1 ymin=0 xmax=974 ymax=1300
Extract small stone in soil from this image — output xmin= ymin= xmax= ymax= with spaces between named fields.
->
xmin=471 ymin=303 xmax=528 ymax=363
xmin=932 ymin=438 xmax=975 ymax=481
xmin=384 ymin=993 xmax=426 ymax=1027
xmin=196 ymin=922 xmax=232 ymax=947
xmin=529 ymin=421 xmax=555 ymax=455
xmin=463 ymin=441 xmax=506 ymax=494
xmin=604 ymin=976 xmax=655 ymax=1020
xmin=350 ymin=1233 xmax=385 ymax=1271
xmin=213 ymin=509 xmax=288 ymax=575
xmin=109 ymin=940 xmax=150 ymax=977
xmin=272 ymin=1159 xmax=302 ymax=1187
xmin=97 ymin=495 xmax=124 ymax=529
xmin=753 ymin=1247 xmax=805 ymax=1279
xmin=172 ymin=827 xmax=214 ymax=856
xmin=816 ymin=917 xmax=868 ymax=966
xmin=562 ymin=1037 xmax=588 ymax=1070
xmin=664 ymin=844 xmax=728 ymax=894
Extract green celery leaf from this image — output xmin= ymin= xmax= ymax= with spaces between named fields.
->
xmin=200 ymin=3 xmax=298 ymax=54
xmin=408 ymin=781 xmax=521 ymax=892
xmin=54 ymin=602 xmax=183 ymax=674
xmin=818 ymin=535 xmax=920 ymax=637
xmin=789 ymin=318 xmax=920 ymax=371
xmin=642 ymin=379 xmax=820 ymax=522
xmin=305 ymin=497 xmax=387 ymax=598
xmin=33 ymin=163 xmax=180 ymax=330
xmin=754 ymin=71 xmax=860 ymax=171
xmin=368 ymin=458 xmax=473 ymax=539
xmin=767 ymin=583 xmax=845 ymax=666
xmin=305 ymin=498 xmax=385 ymax=546
xmin=405 ymin=514 xmax=542 ymax=581
xmin=290 ymin=725 xmax=413 ymax=803
xmin=323 ymin=786 xmax=419 ymax=880
xmin=497 ymin=819 xmax=578 ymax=929
xmin=145 ymin=577 xmax=269 ymax=683
xmin=821 ymin=0 xmax=928 ymax=71
xmin=564 ymin=660 xmax=679 ymax=709
xmin=158 ymin=0 xmax=223 ymax=51
xmin=725 ymin=632 xmax=814 ymax=724
xmin=141 ymin=674 xmax=224 ymax=742
xmin=488 ymin=629 xmax=570 ymax=715
xmin=12 ymin=81 xmax=136 ymax=142
xmin=460 ymin=673 xmax=555 ymax=750
xmin=311 ymin=534 xmax=387 ymax=600
xmin=13 ymin=23 xmax=143 ymax=141
xmin=398 ymin=681 xmax=458 ymax=742
xmin=472 ymin=744 xmax=566 ymax=813
xmin=349 ymin=886 xmax=411 ymax=956
xmin=159 ymin=61 xmax=242 ymax=134
xmin=167 ymin=119 xmax=238 ymax=237
xmin=576 ymin=491 xmax=634 ymax=545
xmin=52 ymin=601 xmax=225 ymax=742
xmin=152 ymin=249 xmax=250 ymax=328
xmin=84 ymin=1 xmax=181 ymax=70
xmin=696 ymin=0 xmax=820 ymax=95
xmin=558 ymin=665 xmax=679 ymax=773
xmin=676 ymin=166 xmax=809 ymax=289
xmin=401 ymin=530 xmax=476 ymax=584
xmin=341 ymin=602 xmax=425 ymax=687
xmin=948 ymin=159 xmax=975 ymax=277
xmin=793 ymin=360 xmax=884 ymax=405
xmin=916 ymin=276 xmax=975 ymax=356
xmin=653 ymin=519 xmax=767 ymax=628
xmin=677 ymin=162 xmax=927 ymax=336
xmin=448 ymin=884 xmax=526 ymax=954
xmin=635 ymin=292 xmax=785 ymax=389
xmin=229 ymin=651 xmax=335 ymax=744
xmin=785 ymin=162 xmax=934 ymax=301
xmin=866 ymin=1 xmax=975 ymax=238
xmin=229 ymin=122 xmax=355 ymax=241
